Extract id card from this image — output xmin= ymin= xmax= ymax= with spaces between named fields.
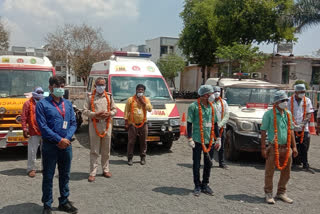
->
xmin=205 ymin=122 xmax=212 ymax=128
xmin=137 ymin=109 xmax=142 ymax=115
xmin=63 ymin=121 xmax=68 ymax=129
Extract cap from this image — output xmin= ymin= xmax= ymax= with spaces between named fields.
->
xmin=294 ymin=84 xmax=306 ymax=92
xmin=198 ymin=85 xmax=214 ymax=96
xmin=273 ymin=90 xmax=288 ymax=103
xmin=213 ymin=86 xmax=221 ymax=92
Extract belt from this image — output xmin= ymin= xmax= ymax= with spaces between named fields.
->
xmin=270 ymin=144 xmax=289 ymax=149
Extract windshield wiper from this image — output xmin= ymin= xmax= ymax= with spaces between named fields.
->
xmin=2 ymin=94 xmax=26 ymax=98
xmin=119 ymin=98 xmax=128 ymax=102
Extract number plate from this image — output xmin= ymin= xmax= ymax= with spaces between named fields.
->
xmin=146 ymin=136 xmax=160 ymax=142
xmin=7 ymin=136 xmax=27 ymax=142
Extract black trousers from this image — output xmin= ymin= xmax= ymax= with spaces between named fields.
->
xmin=294 ymin=131 xmax=310 ymax=168
xmin=193 ymin=142 xmax=214 ymax=188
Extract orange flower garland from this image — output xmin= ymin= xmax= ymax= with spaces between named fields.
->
xmin=273 ymin=105 xmax=291 ymax=170
xmin=198 ymin=98 xmax=216 ymax=153
xmin=130 ymin=95 xmax=147 ymax=128
xmin=91 ymin=90 xmax=111 ymax=138
xmin=29 ymin=98 xmax=41 ymax=136
xmin=291 ymin=95 xmax=306 ymax=144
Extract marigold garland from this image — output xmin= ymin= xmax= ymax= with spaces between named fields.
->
xmin=198 ymin=98 xmax=216 ymax=153
xmin=29 ymin=98 xmax=41 ymax=136
xmin=91 ymin=90 xmax=111 ymax=138
xmin=291 ymin=95 xmax=306 ymax=144
xmin=130 ymin=95 xmax=147 ymax=128
xmin=273 ymin=105 xmax=291 ymax=170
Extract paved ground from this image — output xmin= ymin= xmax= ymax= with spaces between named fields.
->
xmin=0 ymin=102 xmax=319 ymax=214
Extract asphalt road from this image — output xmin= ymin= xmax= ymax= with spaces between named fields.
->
xmin=0 ymin=102 xmax=319 ymax=214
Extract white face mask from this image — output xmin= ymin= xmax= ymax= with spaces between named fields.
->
xmin=96 ymin=85 xmax=106 ymax=94
xmin=137 ymin=92 xmax=144 ymax=98
xmin=208 ymin=94 xmax=215 ymax=102
xmin=214 ymin=92 xmax=220 ymax=98
xmin=278 ymin=101 xmax=288 ymax=109
xmin=298 ymin=93 xmax=305 ymax=99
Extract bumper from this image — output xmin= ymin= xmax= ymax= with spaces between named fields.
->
xmin=0 ymin=130 xmax=28 ymax=149
xmin=233 ymin=130 xmax=264 ymax=152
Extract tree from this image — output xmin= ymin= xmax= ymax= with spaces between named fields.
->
xmin=293 ymin=0 xmax=320 ymax=33
xmin=45 ymin=23 xmax=113 ymax=84
xmin=294 ymin=80 xmax=310 ymax=90
xmin=216 ymin=42 xmax=268 ymax=76
xmin=0 ymin=17 xmax=9 ymax=50
xmin=179 ymin=0 xmax=220 ymax=84
xmin=157 ymin=53 xmax=185 ymax=88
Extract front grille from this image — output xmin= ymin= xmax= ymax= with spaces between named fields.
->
xmin=148 ymin=120 xmax=166 ymax=132
xmin=0 ymin=114 xmax=21 ymax=130
xmin=151 ymin=102 xmax=166 ymax=109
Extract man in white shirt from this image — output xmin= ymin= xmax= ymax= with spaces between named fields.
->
xmin=287 ymin=84 xmax=314 ymax=173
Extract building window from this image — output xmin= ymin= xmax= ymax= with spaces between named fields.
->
xmin=77 ymin=76 xmax=81 ymax=82
xmin=149 ymin=48 xmax=151 ymax=53
xmin=169 ymin=46 xmax=174 ymax=54
xmin=160 ymin=46 xmax=168 ymax=56
xmin=68 ymin=76 xmax=71 ymax=85
xmin=55 ymin=66 xmax=61 ymax=72
xmin=311 ymin=66 xmax=320 ymax=85
xmin=282 ymin=65 xmax=289 ymax=84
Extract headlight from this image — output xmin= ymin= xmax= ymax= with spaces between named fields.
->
xmin=113 ymin=118 xmax=125 ymax=126
xmin=238 ymin=121 xmax=255 ymax=131
xmin=0 ymin=107 xmax=6 ymax=114
xmin=161 ymin=125 xmax=166 ymax=132
xmin=16 ymin=115 xmax=22 ymax=124
xmin=169 ymin=118 xmax=180 ymax=126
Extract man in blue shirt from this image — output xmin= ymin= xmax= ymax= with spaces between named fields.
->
xmin=36 ymin=76 xmax=78 ymax=214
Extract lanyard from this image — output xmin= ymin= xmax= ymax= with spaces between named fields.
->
xmin=52 ymin=100 xmax=65 ymax=118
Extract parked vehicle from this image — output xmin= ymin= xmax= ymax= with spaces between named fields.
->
xmin=0 ymin=52 xmax=55 ymax=149
xmin=87 ymin=51 xmax=180 ymax=150
xmin=206 ymin=78 xmax=281 ymax=160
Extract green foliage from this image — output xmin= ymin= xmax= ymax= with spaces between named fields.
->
xmin=157 ymin=54 xmax=185 ymax=88
xmin=0 ymin=17 xmax=9 ymax=50
xmin=216 ymin=42 xmax=269 ymax=74
xmin=293 ymin=0 xmax=320 ymax=32
xmin=294 ymin=80 xmax=310 ymax=90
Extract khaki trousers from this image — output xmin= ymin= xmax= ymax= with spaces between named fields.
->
xmin=264 ymin=145 xmax=292 ymax=195
xmin=89 ymin=120 xmax=112 ymax=176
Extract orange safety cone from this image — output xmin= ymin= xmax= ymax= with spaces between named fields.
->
xmin=180 ymin=112 xmax=187 ymax=136
xmin=309 ymin=113 xmax=316 ymax=135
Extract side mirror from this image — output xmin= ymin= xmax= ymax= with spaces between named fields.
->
xmin=64 ymin=89 xmax=70 ymax=99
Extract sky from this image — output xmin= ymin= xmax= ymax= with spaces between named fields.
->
xmin=0 ymin=0 xmax=319 ymax=56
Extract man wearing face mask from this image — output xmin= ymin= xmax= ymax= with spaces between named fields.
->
xmin=124 ymin=84 xmax=153 ymax=166
xmin=287 ymin=84 xmax=314 ymax=173
xmin=261 ymin=90 xmax=298 ymax=204
xmin=210 ymin=86 xmax=229 ymax=169
xmin=36 ymin=76 xmax=78 ymax=214
xmin=187 ymin=85 xmax=220 ymax=196
xmin=21 ymin=86 xmax=44 ymax=178
xmin=83 ymin=77 xmax=117 ymax=182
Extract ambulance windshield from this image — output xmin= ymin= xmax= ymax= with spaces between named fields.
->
xmin=111 ymin=76 xmax=171 ymax=102
xmin=0 ymin=69 xmax=52 ymax=98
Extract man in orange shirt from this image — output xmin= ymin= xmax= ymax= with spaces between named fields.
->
xmin=21 ymin=87 xmax=44 ymax=177
xmin=124 ymin=84 xmax=153 ymax=166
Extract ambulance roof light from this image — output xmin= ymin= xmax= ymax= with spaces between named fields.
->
xmin=113 ymin=51 xmax=152 ymax=58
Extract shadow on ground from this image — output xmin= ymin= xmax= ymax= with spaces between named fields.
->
xmin=69 ymin=171 xmax=89 ymax=181
xmin=152 ymin=186 xmax=192 ymax=196
xmin=0 ymin=168 xmax=26 ymax=176
xmin=224 ymin=194 xmax=265 ymax=204
xmin=0 ymin=203 xmax=43 ymax=214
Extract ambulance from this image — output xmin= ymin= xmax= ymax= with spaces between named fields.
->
xmin=0 ymin=52 xmax=55 ymax=148
xmin=87 ymin=51 xmax=180 ymax=149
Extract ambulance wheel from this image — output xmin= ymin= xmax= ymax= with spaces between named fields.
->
xmin=162 ymin=140 xmax=173 ymax=150
xmin=224 ymin=129 xmax=240 ymax=161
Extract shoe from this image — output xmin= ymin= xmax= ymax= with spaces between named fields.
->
xmin=28 ymin=170 xmax=36 ymax=178
xmin=201 ymin=185 xmax=214 ymax=196
xmin=276 ymin=193 xmax=293 ymax=204
xmin=128 ymin=158 xmax=133 ymax=166
xmin=102 ymin=171 xmax=112 ymax=178
xmin=88 ymin=175 xmax=95 ymax=182
xmin=193 ymin=186 xmax=201 ymax=197
xmin=58 ymin=201 xmax=78 ymax=214
xmin=42 ymin=207 xmax=52 ymax=214
xmin=219 ymin=164 xmax=229 ymax=170
xmin=265 ymin=193 xmax=275 ymax=204
xmin=303 ymin=166 xmax=315 ymax=174
xmin=140 ymin=156 xmax=146 ymax=165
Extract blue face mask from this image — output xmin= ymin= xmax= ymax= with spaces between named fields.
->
xmin=53 ymin=88 xmax=65 ymax=97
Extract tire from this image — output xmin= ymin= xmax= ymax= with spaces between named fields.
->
xmin=224 ymin=129 xmax=240 ymax=161
xmin=162 ymin=140 xmax=173 ymax=150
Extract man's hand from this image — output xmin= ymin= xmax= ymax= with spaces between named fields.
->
xmin=125 ymin=120 xmax=129 ymax=130
xmin=101 ymin=111 xmax=111 ymax=119
xmin=214 ymin=138 xmax=221 ymax=151
xmin=292 ymin=147 xmax=298 ymax=158
xmin=261 ymin=148 xmax=267 ymax=159
xmin=95 ymin=111 xmax=104 ymax=118
xmin=188 ymin=138 xmax=195 ymax=148
xmin=137 ymin=97 xmax=146 ymax=106
xmin=57 ymin=138 xmax=70 ymax=149
xmin=23 ymin=130 xmax=29 ymax=139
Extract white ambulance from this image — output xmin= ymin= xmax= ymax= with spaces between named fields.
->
xmin=87 ymin=51 xmax=181 ymax=150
